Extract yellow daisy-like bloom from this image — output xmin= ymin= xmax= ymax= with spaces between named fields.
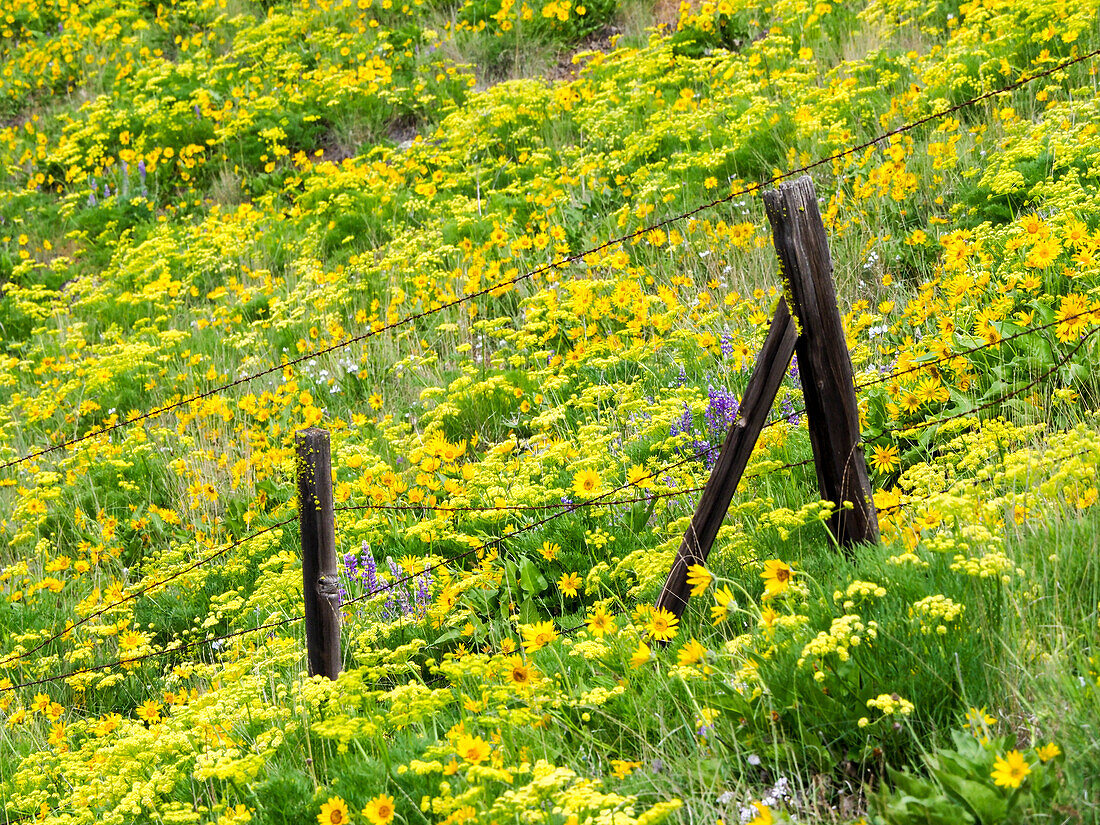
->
xmin=456 ymin=733 xmax=491 ymax=764
xmin=538 ymin=541 xmax=559 ymax=561
xmin=521 ymin=620 xmax=558 ymax=653
xmin=870 ymin=443 xmax=900 ymax=473
xmin=317 ymin=797 xmax=351 ymax=825
xmin=991 ymin=750 xmax=1031 ymax=788
xmin=557 ymin=571 xmax=581 ymax=598
xmin=626 ymin=464 xmax=654 ymax=489
xmin=646 ymin=608 xmax=679 ymax=642
xmin=362 ymin=793 xmax=395 ymax=825
xmin=1035 ymin=742 xmax=1061 ymax=762
xmin=629 ymin=640 xmax=652 ymax=668
xmin=760 ymin=560 xmax=794 ymax=599
xmin=677 ymin=638 xmax=708 ymax=667
xmin=586 ymin=606 xmax=617 ymax=637
xmin=1055 ymin=293 xmax=1092 ymax=343
xmin=686 ymin=563 xmax=712 ymax=597
xmin=710 ymin=586 xmax=736 ymax=626
xmin=572 ymin=468 xmax=602 ymax=497
xmin=135 ymin=700 xmax=162 ymax=723
xmin=504 ymin=655 xmax=535 ymax=688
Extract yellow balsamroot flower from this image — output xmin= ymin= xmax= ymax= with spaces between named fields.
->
xmin=646 ymin=608 xmax=679 ymax=642
xmin=1035 ymin=742 xmax=1061 ymax=762
xmin=711 ymin=585 xmax=736 ymax=625
xmin=505 ymin=656 xmax=536 ymax=688
xmin=748 ymin=802 xmax=773 ymax=825
xmin=456 ymin=733 xmax=491 ymax=764
xmin=677 ymin=638 xmax=708 ymax=668
xmin=135 ymin=700 xmax=162 ymax=723
xmin=686 ymin=563 xmax=712 ymax=596
xmin=521 ymin=620 xmax=558 ymax=653
xmin=538 ymin=541 xmax=559 ymax=561
xmin=870 ymin=443 xmax=900 ymax=473
xmin=317 ymin=797 xmax=351 ymax=825
xmin=991 ymin=750 xmax=1031 ymax=789
xmin=630 ymin=640 xmax=652 ymax=668
xmin=572 ymin=468 xmax=601 ymax=497
xmin=362 ymin=793 xmax=395 ymax=825
xmin=760 ymin=560 xmax=794 ymax=598
xmin=557 ymin=571 xmax=581 ymax=597
xmin=586 ymin=606 xmax=617 ymax=637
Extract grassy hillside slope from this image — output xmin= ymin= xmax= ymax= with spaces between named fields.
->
xmin=1 ymin=0 xmax=1100 ymax=821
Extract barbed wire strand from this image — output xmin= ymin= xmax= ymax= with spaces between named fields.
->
xmin=3 ymin=47 xmax=1095 ymax=475
xmin=878 ymin=439 xmax=1100 ymax=517
xmin=878 ymin=326 xmax=1099 ymax=440
xmin=0 ymin=516 xmax=298 ymax=669
xmin=854 ymin=308 xmax=1098 ymax=392
xmin=0 ymin=615 xmax=302 ymax=695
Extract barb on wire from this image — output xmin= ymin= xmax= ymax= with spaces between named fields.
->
xmin=0 ymin=516 xmax=297 ymax=670
xmin=3 ymin=46 xmax=1094 ymax=475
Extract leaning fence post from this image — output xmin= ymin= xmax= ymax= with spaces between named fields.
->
xmin=296 ymin=427 xmax=342 ymax=679
xmin=762 ymin=175 xmax=879 ymax=548
xmin=655 ymin=298 xmax=799 ymax=619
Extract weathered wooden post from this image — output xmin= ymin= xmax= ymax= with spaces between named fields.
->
xmin=655 ymin=298 xmax=799 ymax=618
xmin=296 ymin=428 xmax=342 ymax=679
xmin=762 ymin=175 xmax=879 ymax=548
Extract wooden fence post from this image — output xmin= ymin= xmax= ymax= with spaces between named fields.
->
xmin=296 ymin=428 xmax=342 ymax=679
xmin=762 ymin=175 xmax=879 ymax=548
xmin=655 ymin=298 xmax=799 ymax=618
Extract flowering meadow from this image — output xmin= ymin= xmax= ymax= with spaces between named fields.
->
xmin=2 ymin=0 xmax=1100 ymax=821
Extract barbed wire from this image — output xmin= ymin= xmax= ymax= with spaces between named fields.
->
xmin=3 ymin=46 xmax=1094 ymax=475
xmin=854 ymin=308 xmax=1097 ymax=392
xmin=0 ymin=516 xmax=298 ymax=669
xmin=879 ymin=326 xmax=1099 ymax=440
xmin=0 ymin=615 xmax=301 ymax=694
xmin=877 ymin=439 xmax=1100 ymax=517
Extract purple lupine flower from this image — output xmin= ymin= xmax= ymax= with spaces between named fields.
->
xmin=388 ymin=559 xmax=412 ymax=616
xmin=704 ymin=386 xmax=739 ymax=436
xmin=780 ymin=393 xmax=801 ymax=426
xmin=721 ymin=333 xmax=734 ymax=358
xmin=362 ymin=542 xmax=379 ymax=594
xmin=676 ymin=364 xmax=687 ymax=387
xmin=414 ymin=561 xmax=433 ymax=616
xmin=789 ymin=353 xmax=799 ymax=380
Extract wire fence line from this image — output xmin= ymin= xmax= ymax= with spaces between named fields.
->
xmin=3 ymin=309 xmax=1092 ymax=678
xmin=0 ymin=447 xmax=820 ymax=694
xmin=2 ymin=46 xmax=1095 ymax=476
xmin=1 ymin=422 xmax=1092 ymax=695
xmin=3 ymin=46 xmax=1098 ymax=696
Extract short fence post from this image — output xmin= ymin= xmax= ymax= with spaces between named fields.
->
xmin=296 ymin=428 xmax=342 ymax=679
xmin=762 ymin=175 xmax=879 ymax=548
xmin=655 ymin=298 xmax=799 ymax=619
